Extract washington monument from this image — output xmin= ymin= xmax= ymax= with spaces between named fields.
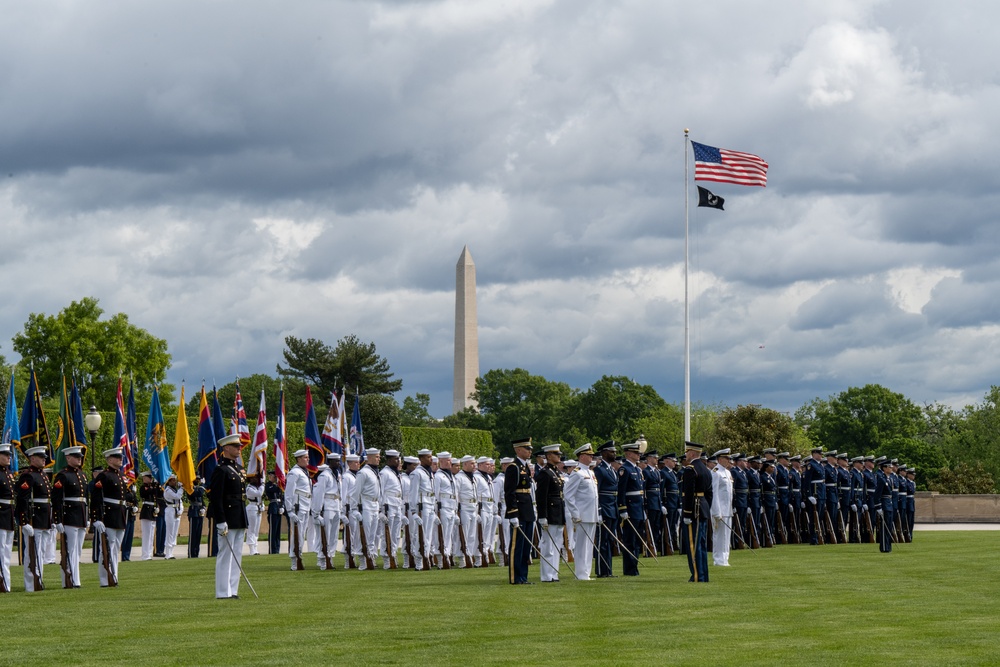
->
xmin=453 ymin=245 xmax=479 ymax=414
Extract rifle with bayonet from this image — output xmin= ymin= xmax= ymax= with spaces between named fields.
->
xmin=318 ymin=511 xmax=333 ymax=570
xmin=358 ymin=507 xmax=375 ymax=570
xmin=291 ymin=503 xmax=304 ymax=571
xmin=403 ymin=504 xmax=415 ymax=569
xmin=383 ymin=504 xmax=397 ymax=569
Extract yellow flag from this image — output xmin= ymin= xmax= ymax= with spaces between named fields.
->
xmin=171 ymin=386 xmax=197 ymax=494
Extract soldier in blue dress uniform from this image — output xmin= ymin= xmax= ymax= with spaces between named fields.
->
xmin=642 ymin=452 xmax=663 ymax=555
xmin=616 ymin=441 xmax=645 ymax=576
xmin=681 ymin=442 xmax=712 ymax=582
xmin=848 ymin=456 xmax=865 ymax=542
xmin=594 ymin=441 xmax=618 ymax=577
xmin=905 ymin=467 xmax=917 ymax=537
xmin=504 ymin=437 xmax=536 ymax=584
xmin=659 ymin=453 xmax=680 ymax=554
xmin=760 ymin=460 xmax=778 ymax=544
xmin=788 ymin=455 xmax=803 ymax=541
xmin=802 ymin=447 xmax=827 ymax=544
xmin=837 ymin=453 xmax=852 ymax=540
xmin=775 ymin=453 xmax=791 ymax=542
xmin=873 ymin=458 xmax=894 ymax=552
xmin=729 ymin=453 xmax=748 ymax=548
xmin=745 ymin=456 xmax=762 ymax=543
xmin=823 ymin=451 xmax=841 ymax=542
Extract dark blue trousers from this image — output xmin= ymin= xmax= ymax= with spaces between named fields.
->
xmin=508 ymin=521 xmax=534 ymax=584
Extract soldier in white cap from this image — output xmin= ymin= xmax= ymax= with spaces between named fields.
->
xmin=310 ymin=452 xmax=342 ymax=569
xmin=90 ymin=447 xmax=134 ymax=587
xmin=342 ymin=453 xmax=361 ymax=566
xmin=0 ymin=443 xmax=18 ymax=593
xmin=210 ymin=434 xmax=248 ymax=598
xmin=564 ymin=444 xmax=599 ymax=580
xmin=710 ymin=449 xmax=734 ymax=566
xmin=400 ymin=455 xmax=418 ymax=568
xmin=432 ymin=451 xmax=457 ymax=568
xmin=244 ymin=472 xmax=264 ymax=556
xmin=379 ymin=449 xmax=404 ymax=568
xmin=283 ymin=449 xmax=311 ymax=570
xmin=17 ymin=445 xmax=53 ymax=591
xmin=475 ymin=456 xmax=497 ymax=566
xmin=407 ymin=449 xmax=436 ymax=570
xmin=52 ymin=445 xmax=89 ymax=587
xmin=350 ymin=448 xmax=382 ymax=569
xmin=454 ymin=455 xmax=479 ymax=567
xmin=162 ymin=473 xmax=183 ymax=559
xmin=138 ymin=471 xmax=159 ymax=560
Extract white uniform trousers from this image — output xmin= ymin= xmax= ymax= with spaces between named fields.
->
xmin=289 ymin=511 xmax=308 ymax=569
xmin=140 ymin=519 xmax=156 ymax=560
xmin=164 ymin=507 xmax=182 ymax=558
xmin=480 ymin=508 xmax=497 ymax=562
xmin=712 ymin=514 xmax=732 ymax=566
xmin=98 ymin=528 xmax=124 ymax=587
xmin=215 ymin=529 xmax=245 ymax=598
xmin=315 ymin=512 xmax=340 ymax=569
xmin=303 ymin=515 xmax=314 ymax=553
xmin=358 ymin=505 xmax=379 ymax=569
xmin=22 ymin=529 xmax=45 ymax=591
xmin=245 ymin=505 xmax=262 ymax=555
xmin=573 ymin=521 xmax=597 ymax=580
xmin=538 ymin=523 xmax=561 ymax=582
xmin=438 ymin=507 xmax=456 ymax=565
xmin=410 ymin=510 xmax=433 ymax=570
xmin=42 ymin=527 xmax=58 ymax=564
xmin=457 ymin=506 xmax=479 ymax=567
xmin=381 ymin=507 xmax=402 ymax=569
xmin=62 ymin=526 xmax=87 ymax=587
xmin=0 ymin=529 xmax=14 ymax=592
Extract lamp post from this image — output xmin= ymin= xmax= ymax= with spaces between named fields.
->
xmin=85 ymin=405 xmax=102 ymax=470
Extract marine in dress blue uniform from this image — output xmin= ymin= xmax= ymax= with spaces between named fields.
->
xmin=729 ymin=453 xmax=748 ymax=548
xmin=593 ymin=441 xmax=618 ymax=577
xmin=681 ymin=442 xmax=712 ymax=582
xmin=660 ymin=453 xmax=681 ymax=554
xmin=616 ymin=441 xmax=646 ymax=576
xmin=504 ymin=437 xmax=536 ymax=584
xmin=642 ymin=452 xmax=663 ymax=555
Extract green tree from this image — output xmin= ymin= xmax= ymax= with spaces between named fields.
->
xmin=800 ymin=384 xmax=924 ymax=455
xmin=875 ymin=436 xmax=947 ymax=491
xmin=711 ymin=404 xmax=800 ymax=455
xmin=471 ymin=368 xmax=573 ymax=456
xmin=441 ymin=405 xmax=495 ymax=434
xmin=563 ymin=375 xmax=666 ymax=444
xmin=358 ymin=393 xmax=403 ymax=449
xmin=929 ymin=462 xmax=996 ymax=494
xmin=277 ymin=334 xmax=402 ymax=399
xmin=942 ymin=386 xmax=1000 ymax=491
xmin=400 ymin=393 xmax=436 ymax=427
xmin=11 ymin=297 xmax=173 ymax=410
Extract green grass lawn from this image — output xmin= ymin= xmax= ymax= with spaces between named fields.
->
xmin=5 ymin=532 xmax=999 ymax=666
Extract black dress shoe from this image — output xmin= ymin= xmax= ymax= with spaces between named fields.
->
xmin=231 ymin=595 xmax=239 ymax=599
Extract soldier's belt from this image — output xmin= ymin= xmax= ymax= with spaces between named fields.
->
xmin=0 ymin=499 xmax=12 ymax=505
xmin=438 ymin=493 xmax=456 ymax=499
xmin=64 ymin=497 xmax=87 ymax=503
xmin=103 ymin=498 xmax=123 ymax=505
xmin=515 ymin=489 xmax=531 ymax=494
xmin=324 ymin=493 xmax=341 ymax=500
xmin=142 ymin=502 xmax=156 ymax=507
xmin=825 ymin=483 xmax=836 ymax=487
xmin=735 ymin=489 xmax=748 ymax=493
xmin=295 ymin=490 xmax=312 ymax=498
xmin=777 ymin=486 xmax=789 ymax=490
xmin=482 ymin=499 xmax=495 ymax=503
xmin=599 ymin=491 xmax=617 ymax=496
xmin=31 ymin=498 xmax=51 ymax=504
xmin=764 ymin=491 xmax=776 ymax=495
xmin=749 ymin=489 xmax=760 ymax=493
xmin=625 ymin=491 xmax=644 ymax=496
xmin=666 ymin=490 xmax=680 ymax=494
xmin=361 ymin=495 xmax=379 ymax=502
xmin=838 ymin=487 xmax=851 ymax=491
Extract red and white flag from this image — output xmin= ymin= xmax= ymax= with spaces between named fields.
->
xmin=273 ymin=389 xmax=288 ymax=490
xmin=692 ymin=140 xmax=768 ymax=187
xmin=247 ymin=388 xmax=268 ymax=476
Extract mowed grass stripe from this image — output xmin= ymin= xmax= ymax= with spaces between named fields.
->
xmin=4 ymin=532 xmax=999 ymax=666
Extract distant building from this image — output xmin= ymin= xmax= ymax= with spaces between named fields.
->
xmin=453 ymin=245 xmax=479 ymax=414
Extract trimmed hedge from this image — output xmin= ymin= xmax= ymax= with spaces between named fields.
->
xmin=400 ymin=427 xmax=495 ymax=458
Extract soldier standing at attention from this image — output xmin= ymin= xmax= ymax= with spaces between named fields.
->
xmin=284 ymin=450 xmax=311 ymax=570
xmin=211 ymin=434 xmax=248 ymax=598
xmin=564 ymin=444 xmax=599 ymax=581
xmin=91 ymin=448 xmax=134 ymax=587
xmin=52 ymin=446 xmax=89 ymax=587
xmin=534 ymin=444 xmax=566 ymax=582
xmin=16 ymin=446 xmax=53 ymax=591
xmin=681 ymin=441 xmax=713 ymax=582
xmin=616 ymin=441 xmax=645 ymax=577
xmin=162 ymin=474 xmax=184 ymax=559
xmin=264 ymin=470 xmax=284 ymax=555
xmin=244 ymin=474 xmax=264 ymax=556
xmin=138 ymin=471 xmax=159 ymax=560
xmin=593 ymin=441 xmax=618 ymax=578
xmin=504 ymin=437 xmax=536 ymax=584
xmin=0 ymin=444 xmax=18 ymax=592
xmin=187 ymin=476 xmax=208 ymax=558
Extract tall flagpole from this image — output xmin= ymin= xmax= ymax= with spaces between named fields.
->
xmin=683 ymin=129 xmax=691 ymax=442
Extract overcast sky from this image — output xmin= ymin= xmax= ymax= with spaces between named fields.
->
xmin=2 ymin=0 xmax=998 ymax=418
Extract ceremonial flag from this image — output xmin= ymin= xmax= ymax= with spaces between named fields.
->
xmin=247 ymin=388 xmax=267 ymax=477
xmin=273 ymin=388 xmax=288 ymax=490
xmin=53 ymin=375 xmax=76 ymax=473
xmin=349 ymin=395 xmax=364 ymax=458
xmin=196 ymin=384 xmax=218 ymax=481
xmin=19 ymin=368 xmax=52 ymax=466
xmin=112 ymin=378 xmax=131 ymax=482
xmin=697 ymin=186 xmax=725 ymax=210
xmin=125 ymin=379 xmax=139 ymax=483
xmin=142 ymin=386 xmax=172 ymax=484
xmin=692 ymin=141 xmax=768 ymax=187
xmin=304 ymin=385 xmax=324 ymax=473
xmin=3 ymin=370 xmax=21 ymax=472
xmin=70 ymin=378 xmax=89 ymax=458
xmin=170 ymin=385 xmax=196 ymax=494
xmin=321 ymin=389 xmax=344 ymax=455
xmin=231 ymin=379 xmax=251 ymax=447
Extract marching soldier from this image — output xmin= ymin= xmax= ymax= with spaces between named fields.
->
xmin=284 ymin=449 xmax=311 ymax=570
xmin=16 ymin=445 xmax=53 ymax=591
xmin=90 ymin=447 xmax=134 ymax=587
xmin=138 ymin=471 xmax=160 ymax=560
xmin=681 ymin=442 xmax=713 ymax=582
xmin=187 ymin=476 xmax=208 ymax=558
xmin=504 ymin=437 xmax=536 ymax=584
xmin=534 ymin=444 xmax=566 ymax=582
xmin=211 ymin=434 xmax=248 ymax=598
xmin=433 ymin=451 xmax=458 ymax=568
xmin=594 ymin=441 xmax=618 ymax=578
xmin=379 ymin=450 xmax=405 ymax=569
xmin=455 ymin=455 xmax=480 ymax=568
xmin=616 ymin=441 xmax=645 ymax=577
xmin=408 ymin=449 xmax=437 ymax=570
xmin=244 ymin=474 xmax=264 ymax=556
xmin=564 ymin=444 xmax=599 ymax=580
xmin=264 ymin=470 xmax=284 ymax=555
xmin=475 ymin=457 xmax=497 ymax=566
xmin=710 ymin=449 xmax=733 ymax=566
xmin=350 ymin=448 xmax=383 ymax=570
xmin=0 ymin=443 xmax=18 ymax=593
xmin=163 ymin=474 xmax=183 ymax=559
xmin=52 ymin=446 xmax=89 ymax=587
xmin=311 ymin=452 xmax=342 ymax=569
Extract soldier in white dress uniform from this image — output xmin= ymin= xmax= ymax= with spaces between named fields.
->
xmin=433 ymin=452 xmax=457 ymax=568
xmin=244 ymin=474 xmax=264 ymax=555
xmin=710 ymin=449 xmax=734 ymax=567
xmin=162 ymin=474 xmax=184 ymax=559
xmin=379 ymin=449 xmax=404 ymax=568
xmin=350 ymin=448 xmax=383 ymax=569
xmin=283 ymin=449 xmax=311 ymax=570
xmin=310 ymin=452 xmax=342 ymax=569
xmin=407 ymin=449 xmax=437 ymax=570
xmin=564 ymin=444 xmax=600 ymax=580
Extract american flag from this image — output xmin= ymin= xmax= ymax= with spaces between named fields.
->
xmin=114 ymin=378 xmax=136 ymax=483
xmin=247 ymin=388 xmax=268 ymax=476
xmin=273 ymin=389 xmax=288 ymax=490
xmin=692 ymin=141 xmax=768 ymax=187
xmin=231 ymin=379 xmax=251 ymax=447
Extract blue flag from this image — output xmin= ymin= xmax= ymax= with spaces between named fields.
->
xmin=142 ymin=386 xmax=172 ymax=483
xmin=212 ymin=385 xmax=227 ymax=443
xmin=304 ymin=386 xmax=324 ymax=473
xmin=4 ymin=371 xmax=20 ymax=473
xmin=19 ymin=369 xmax=52 ymax=466
xmin=70 ymin=379 xmax=89 ymax=450
xmin=196 ymin=385 xmax=218 ymax=481
xmin=350 ymin=396 xmax=364 ymax=458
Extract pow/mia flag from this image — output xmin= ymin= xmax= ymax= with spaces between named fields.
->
xmin=696 ymin=186 xmax=724 ymax=210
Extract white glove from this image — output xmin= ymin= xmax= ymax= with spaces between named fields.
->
xmin=661 ymin=505 xmax=668 ymax=514
xmin=414 ymin=515 xmax=423 ymax=527
xmin=21 ymin=524 xmax=35 ymax=538
xmin=510 ymin=518 xmax=519 ymax=528
xmin=596 ymin=515 xmax=604 ymax=525
xmin=278 ymin=507 xmax=285 ymax=515
xmin=432 ymin=514 xmax=441 ymax=527
xmin=289 ymin=513 xmax=300 ymax=525
xmin=378 ymin=513 xmax=388 ymax=525
xmin=341 ymin=515 xmax=350 ymax=527
xmin=863 ymin=504 xmax=869 ymax=511
xmin=877 ymin=509 xmax=884 ymax=518
xmin=55 ymin=523 xmax=65 ymax=534
xmin=712 ymin=516 xmax=719 ymax=531
xmin=800 ymin=502 xmax=806 ymax=509
xmin=683 ymin=518 xmax=692 ymax=525
xmin=313 ymin=515 xmax=323 ymax=526
xmin=788 ymin=505 xmax=794 ymax=512
xmin=351 ymin=510 xmax=362 ymax=523
xmin=571 ymin=515 xmax=581 ymax=524
xmin=94 ymin=521 xmax=106 ymax=534
xmin=199 ymin=508 xmax=207 ymax=517
xmin=217 ymin=522 xmax=229 ymax=536
xmin=85 ymin=520 xmax=91 ymax=531
xmin=475 ymin=514 xmax=482 ymax=524
xmin=538 ymin=518 xmax=548 ymax=528
xmin=850 ymin=505 xmax=858 ymax=513
xmin=808 ymin=496 xmax=817 ymax=506
xmin=620 ymin=511 xmax=629 ymax=522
